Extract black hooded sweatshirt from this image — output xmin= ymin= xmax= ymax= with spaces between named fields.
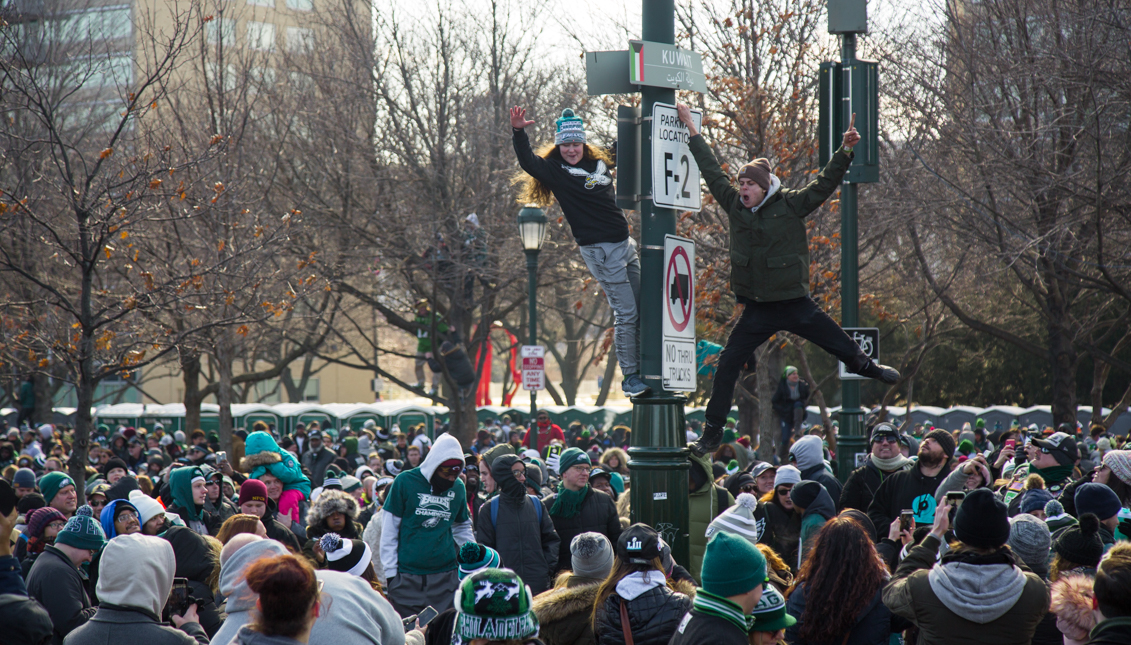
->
xmin=867 ymin=458 xmax=954 ymax=533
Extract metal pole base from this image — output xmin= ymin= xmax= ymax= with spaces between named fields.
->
xmin=627 ymin=395 xmax=691 ymax=568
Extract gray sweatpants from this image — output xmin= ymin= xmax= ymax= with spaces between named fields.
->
xmin=386 ymin=569 xmax=459 ymax=618
xmin=579 ymin=237 xmax=641 ymax=377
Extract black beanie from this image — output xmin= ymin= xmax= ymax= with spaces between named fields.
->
xmin=924 ymin=429 xmax=957 ymax=459
xmin=1053 ymin=513 xmax=1105 ymax=567
xmin=104 ymin=457 xmax=129 ymax=476
xmin=954 ymin=488 xmax=1010 ymax=548
xmin=789 ymin=480 xmax=823 ymax=510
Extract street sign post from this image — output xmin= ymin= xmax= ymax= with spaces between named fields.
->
xmin=629 ymin=40 xmax=706 ymax=91
xmin=662 ymin=235 xmax=696 ymax=391
xmin=839 ymin=328 xmax=880 ymax=380
xmin=521 ymin=345 xmax=545 ymax=391
xmin=651 ymin=103 xmax=702 ymax=211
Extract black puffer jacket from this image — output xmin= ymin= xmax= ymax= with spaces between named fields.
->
xmin=162 ymin=526 xmax=223 ymax=638
xmin=475 ymin=455 xmax=560 ymax=594
xmin=593 ymin=578 xmax=691 ymax=645
xmin=544 ymin=487 xmax=621 ymax=574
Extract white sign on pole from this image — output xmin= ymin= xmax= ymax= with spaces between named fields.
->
xmin=662 ymin=235 xmax=696 ymax=391
xmin=651 ymin=102 xmax=702 ymax=211
xmin=521 ymin=345 xmax=545 ymax=391
xmin=838 ymin=328 xmax=880 ymax=381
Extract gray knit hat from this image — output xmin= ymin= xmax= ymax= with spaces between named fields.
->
xmin=570 ymin=532 xmax=614 ymax=580
xmin=1007 ymin=513 xmax=1051 ymax=572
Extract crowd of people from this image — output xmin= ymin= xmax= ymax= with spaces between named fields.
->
xmin=2 ymin=411 xmax=1131 ymax=645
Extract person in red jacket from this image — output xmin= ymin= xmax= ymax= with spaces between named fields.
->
xmin=522 ymin=410 xmax=565 ymax=449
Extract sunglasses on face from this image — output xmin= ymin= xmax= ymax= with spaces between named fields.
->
xmin=90 ymin=499 xmax=106 ymax=507
xmin=436 ymin=464 xmax=463 ymax=475
xmin=740 ymin=484 xmax=758 ymax=493
xmin=776 ymin=485 xmax=793 ymax=496
xmin=875 ymin=436 xmax=898 ymax=444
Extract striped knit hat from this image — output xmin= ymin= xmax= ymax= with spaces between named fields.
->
xmin=705 ymin=493 xmax=765 ymax=545
xmin=457 ymin=542 xmax=502 ymax=580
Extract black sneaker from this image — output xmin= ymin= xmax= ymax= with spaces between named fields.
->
xmin=689 ymin=422 xmax=724 ymax=457
xmin=857 ymin=360 xmax=900 ymax=384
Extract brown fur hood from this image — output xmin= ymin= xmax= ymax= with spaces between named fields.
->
xmin=1050 ymin=573 xmax=1097 ymax=641
xmin=533 ymin=579 xmax=602 ymax=624
xmin=239 ymin=450 xmax=280 ymax=472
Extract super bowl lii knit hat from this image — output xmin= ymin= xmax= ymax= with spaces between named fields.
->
xmin=738 ymin=159 xmax=772 ymax=192
xmin=924 ymin=429 xmax=956 ymax=459
xmin=571 ymin=532 xmax=614 ymax=580
xmin=749 ymin=583 xmax=796 ymax=633
xmin=458 ymin=542 xmax=502 ymax=580
xmin=554 ymin=108 xmax=586 ymax=145
xmin=54 ymin=505 xmax=107 ymax=551
xmin=319 ymin=532 xmax=373 ymax=577
xmin=701 ymin=531 xmax=767 ymax=597
xmin=454 ymin=568 xmax=539 ymax=641
xmin=705 ymin=493 xmax=765 ymax=546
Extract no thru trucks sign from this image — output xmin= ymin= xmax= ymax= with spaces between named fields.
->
xmin=662 ymin=235 xmax=696 ymax=391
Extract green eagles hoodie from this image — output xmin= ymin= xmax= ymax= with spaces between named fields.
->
xmin=168 ymin=466 xmax=204 ymax=522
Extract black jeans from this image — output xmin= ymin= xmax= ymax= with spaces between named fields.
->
xmin=705 ymin=297 xmax=868 ymax=428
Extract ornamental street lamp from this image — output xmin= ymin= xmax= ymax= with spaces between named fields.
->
xmin=517 ymin=205 xmax=546 ymax=451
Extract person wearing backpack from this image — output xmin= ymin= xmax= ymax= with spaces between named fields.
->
xmin=475 ymin=454 xmax=560 ymax=594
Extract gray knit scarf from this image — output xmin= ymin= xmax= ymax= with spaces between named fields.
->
xmin=872 ymin=453 xmax=911 ymax=472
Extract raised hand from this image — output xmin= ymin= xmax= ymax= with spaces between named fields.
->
xmin=676 ymin=104 xmax=700 ymax=136
xmin=510 ymin=106 xmax=535 ymax=130
xmin=842 ymin=112 xmax=860 ymax=148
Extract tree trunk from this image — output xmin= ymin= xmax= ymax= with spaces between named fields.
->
xmin=595 ymin=352 xmax=617 ymax=406
xmin=181 ymin=347 xmax=203 ymax=436
xmin=1048 ymin=318 xmax=1078 ymax=426
xmin=32 ymin=372 xmax=51 ymax=426
xmin=793 ymin=341 xmax=834 ymax=452
xmin=215 ymin=335 xmax=235 ymax=455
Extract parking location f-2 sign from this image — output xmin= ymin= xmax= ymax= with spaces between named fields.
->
xmin=662 ymin=235 xmax=696 ymax=391
xmin=651 ymin=103 xmax=702 ymax=211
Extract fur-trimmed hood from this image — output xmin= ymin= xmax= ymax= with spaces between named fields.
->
xmin=306 ymin=489 xmax=359 ymax=528
xmin=533 ymin=578 xmax=602 ymax=624
xmin=239 ymin=450 xmax=281 ymax=472
xmin=1050 ymin=573 xmax=1098 ymax=642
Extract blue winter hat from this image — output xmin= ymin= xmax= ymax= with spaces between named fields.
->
xmin=1020 ymin=488 xmax=1054 ymax=515
xmin=555 ymin=108 xmax=586 ymax=145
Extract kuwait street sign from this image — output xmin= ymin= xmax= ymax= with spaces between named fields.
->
xmin=839 ymin=328 xmax=880 ymax=381
xmin=651 ymin=102 xmax=702 ymax=211
xmin=662 ymin=235 xmax=696 ymax=391
xmin=521 ymin=345 xmax=545 ymax=391
xmin=629 ymin=40 xmax=706 ymax=91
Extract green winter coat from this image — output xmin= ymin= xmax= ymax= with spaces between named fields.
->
xmin=687 ymin=451 xmax=735 ymax=582
xmin=687 ymin=135 xmax=853 ymax=303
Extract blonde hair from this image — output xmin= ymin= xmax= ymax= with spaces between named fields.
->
xmin=513 ymin=142 xmax=615 ymax=207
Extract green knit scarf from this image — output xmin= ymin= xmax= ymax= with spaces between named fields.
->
xmin=692 ymin=589 xmax=754 ymax=633
xmin=1030 ymin=463 xmax=1074 ymax=485
xmin=549 ymin=483 xmax=590 ymax=518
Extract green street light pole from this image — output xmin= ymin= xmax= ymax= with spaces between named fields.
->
xmin=517 ymin=206 xmax=547 ymax=452
xmin=627 ymin=0 xmax=691 ymax=569
xmin=837 ymin=32 xmax=864 ymax=481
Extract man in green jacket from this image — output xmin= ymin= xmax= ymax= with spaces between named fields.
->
xmin=412 ymin=299 xmax=449 ymax=396
xmin=675 ymin=105 xmax=899 ymax=456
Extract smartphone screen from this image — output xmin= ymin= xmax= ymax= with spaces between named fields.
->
xmin=1004 ymin=440 xmax=1015 ymax=450
xmin=900 ymin=511 xmax=914 ymax=531
xmin=417 ymin=606 xmax=439 ymax=628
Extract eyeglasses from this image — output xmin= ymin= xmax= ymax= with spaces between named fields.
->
xmin=569 ymin=465 xmax=591 ymax=474
xmin=436 ymin=464 xmax=463 ymax=475
xmin=46 ymin=521 xmax=67 ymax=530
xmin=511 ymin=468 xmax=526 ymax=479
xmin=116 ymin=510 xmax=138 ymax=521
